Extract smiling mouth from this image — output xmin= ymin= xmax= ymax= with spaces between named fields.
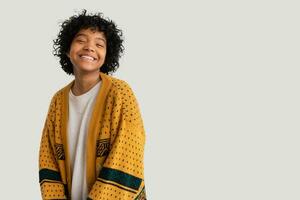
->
xmin=79 ymin=55 xmax=97 ymax=61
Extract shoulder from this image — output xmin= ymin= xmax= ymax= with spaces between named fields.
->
xmin=47 ymin=84 xmax=69 ymax=110
xmin=107 ymin=75 xmax=136 ymax=96
xmin=104 ymin=75 xmax=141 ymax=109
xmin=51 ymin=89 xmax=64 ymax=103
xmin=109 ymin=75 xmax=132 ymax=89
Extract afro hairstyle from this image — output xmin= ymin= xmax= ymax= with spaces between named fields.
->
xmin=53 ymin=9 xmax=124 ymax=75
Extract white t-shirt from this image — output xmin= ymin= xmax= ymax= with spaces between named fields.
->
xmin=68 ymin=80 xmax=101 ymax=200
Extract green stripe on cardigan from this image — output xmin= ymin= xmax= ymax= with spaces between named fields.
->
xmin=39 ymin=168 xmax=62 ymax=183
xmin=98 ymin=167 xmax=142 ymax=191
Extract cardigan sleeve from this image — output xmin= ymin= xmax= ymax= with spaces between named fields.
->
xmin=38 ymin=96 xmax=68 ymax=200
xmin=87 ymin=82 xmax=147 ymax=200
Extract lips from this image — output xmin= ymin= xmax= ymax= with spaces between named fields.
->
xmin=79 ymin=54 xmax=97 ymax=61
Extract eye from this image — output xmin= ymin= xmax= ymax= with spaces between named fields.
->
xmin=77 ymin=39 xmax=85 ymax=43
xmin=96 ymin=44 xmax=104 ymax=48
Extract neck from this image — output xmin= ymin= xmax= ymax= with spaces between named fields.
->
xmin=71 ymin=71 xmax=101 ymax=96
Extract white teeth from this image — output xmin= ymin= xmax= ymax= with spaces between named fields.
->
xmin=80 ymin=55 xmax=94 ymax=61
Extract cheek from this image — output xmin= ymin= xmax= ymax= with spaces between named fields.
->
xmin=69 ymin=47 xmax=80 ymax=59
xmin=103 ymin=49 xmax=107 ymax=57
xmin=69 ymin=43 xmax=80 ymax=54
xmin=98 ymin=49 xmax=107 ymax=59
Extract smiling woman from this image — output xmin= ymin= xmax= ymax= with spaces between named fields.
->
xmin=39 ymin=9 xmax=147 ymax=200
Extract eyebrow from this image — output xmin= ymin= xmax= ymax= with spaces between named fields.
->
xmin=75 ymin=33 xmax=106 ymax=42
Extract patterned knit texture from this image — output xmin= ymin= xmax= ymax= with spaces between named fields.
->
xmin=39 ymin=73 xmax=146 ymax=200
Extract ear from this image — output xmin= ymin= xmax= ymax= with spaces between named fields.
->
xmin=66 ymin=52 xmax=70 ymax=58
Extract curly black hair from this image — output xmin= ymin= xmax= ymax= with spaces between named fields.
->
xmin=53 ymin=9 xmax=124 ymax=75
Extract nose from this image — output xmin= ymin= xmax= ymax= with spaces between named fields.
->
xmin=83 ymin=41 xmax=95 ymax=52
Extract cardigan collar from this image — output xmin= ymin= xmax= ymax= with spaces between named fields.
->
xmin=60 ymin=71 xmax=113 ymax=194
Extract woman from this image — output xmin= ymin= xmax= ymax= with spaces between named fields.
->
xmin=38 ymin=9 xmax=147 ymax=200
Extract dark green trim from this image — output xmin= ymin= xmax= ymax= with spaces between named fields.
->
xmin=39 ymin=168 xmax=62 ymax=183
xmin=99 ymin=167 xmax=142 ymax=191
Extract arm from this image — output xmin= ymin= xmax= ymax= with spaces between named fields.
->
xmin=87 ymin=83 xmax=147 ymax=200
xmin=38 ymin=96 xmax=68 ymax=199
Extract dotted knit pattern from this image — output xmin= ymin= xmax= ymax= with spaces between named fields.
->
xmin=39 ymin=91 xmax=68 ymax=199
xmin=40 ymin=183 xmax=67 ymax=199
xmin=89 ymin=79 xmax=146 ymax=200
xmin=39 ymin=74 xmax=146 ymax=200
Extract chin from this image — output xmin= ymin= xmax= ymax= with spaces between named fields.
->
xmin=76 ymin=66 xmax=99 ymax=73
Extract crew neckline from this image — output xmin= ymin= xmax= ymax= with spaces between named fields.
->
xmin=69 ymin=80 xmax=101 ymax=99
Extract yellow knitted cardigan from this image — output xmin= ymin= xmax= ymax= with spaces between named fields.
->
xmin=39 ymin=72 xmax=146 ymax=200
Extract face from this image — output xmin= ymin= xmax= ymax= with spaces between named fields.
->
xmin=67 ymin=28 xmax=107 ymax=75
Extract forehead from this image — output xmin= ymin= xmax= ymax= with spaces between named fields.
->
xmin=75 ymin=28 xmax=106 ymax=41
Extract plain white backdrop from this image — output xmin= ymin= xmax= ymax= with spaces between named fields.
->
xmin=0 ymin=0 xmax=299 ymax=199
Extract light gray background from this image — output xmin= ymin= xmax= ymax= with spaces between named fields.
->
xmin=0 ymin=0 xmax=299 ymax=199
